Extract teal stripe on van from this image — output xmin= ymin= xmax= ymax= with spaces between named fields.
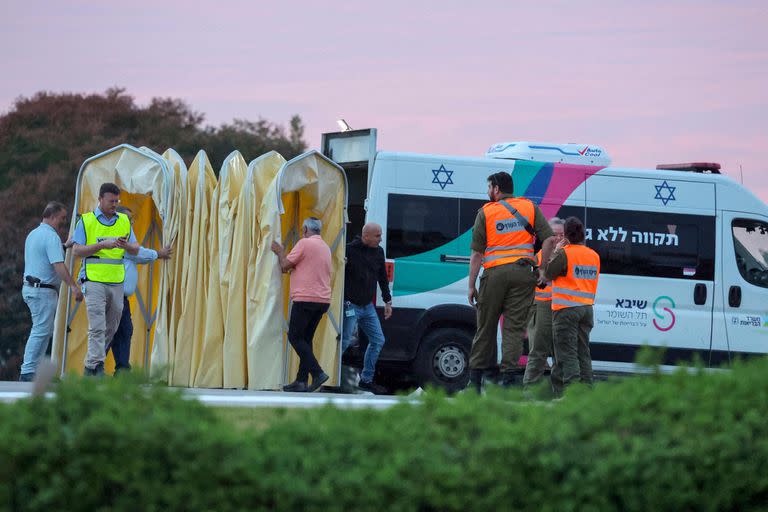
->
xmin=392 ymin=161 xmax=550 ymax=297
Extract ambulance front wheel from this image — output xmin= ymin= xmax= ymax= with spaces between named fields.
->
xmin=414 ymin=328 xmax=472 ymax=393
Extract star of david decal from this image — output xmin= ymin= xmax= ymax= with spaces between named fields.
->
xmin=432 ymin=164 xmax=454 ymax=190
xmin=654 ymin=180 xmax=676 ymax=205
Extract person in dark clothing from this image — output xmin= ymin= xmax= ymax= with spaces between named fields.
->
xmin=341 ymin=222 xmax=392 ymax=394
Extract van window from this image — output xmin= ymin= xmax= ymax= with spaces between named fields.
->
xmin=387 ymin=194 xmax=459 ymax=259
xmin=732 ymin=219 xmax=768 ymax=288
xmin=459 ymin=199 xmax=487 ymax=233
xmin=558 ymin=206 xmax=716 ymax=280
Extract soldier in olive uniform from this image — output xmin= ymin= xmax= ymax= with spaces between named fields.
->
xmin=544 ymin=216 xmax=601 ymax=396
xmin=523 ymin=217 xmax=565 ymax=387
xmin=467 ymin=172 xmax=556 ymax=391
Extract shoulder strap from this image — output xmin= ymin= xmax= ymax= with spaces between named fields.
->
xmin=498 ymin=199 xmax=535 ymax=236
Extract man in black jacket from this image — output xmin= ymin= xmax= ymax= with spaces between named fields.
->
xmin=341 ymin=222 xmax=392 ymax=394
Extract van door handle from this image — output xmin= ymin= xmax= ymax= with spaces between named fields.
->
xmin=728 ymin=286 xmax=742 ymax=308
xmin=693 ymin=283 xmax=707 ymax=305
xmin=440 ymin=254 xmax=470 ymax=264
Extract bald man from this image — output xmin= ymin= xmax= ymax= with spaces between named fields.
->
xmin=341 ymin=223 xmax=392 ymax=394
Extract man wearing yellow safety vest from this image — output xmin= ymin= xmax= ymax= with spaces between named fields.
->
xmin=468 ymin=172 xmax=556 ymax=392
xmin=543 ymin=216 xmax=600 ymax=396
xmin=523 ymin=216 xmax=565 ymax=387
xmin=71 ymin=183 xmax=139 ymax=376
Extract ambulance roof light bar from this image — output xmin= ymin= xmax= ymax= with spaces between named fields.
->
xmin=485 ymin=142 xmax=612 ymax=166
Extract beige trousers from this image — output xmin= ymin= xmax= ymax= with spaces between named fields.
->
xmin=83 ymin=281 xmax=124 ymax=370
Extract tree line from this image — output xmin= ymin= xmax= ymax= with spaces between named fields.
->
xmin=0 ymin=88 xmax=307 ymax=379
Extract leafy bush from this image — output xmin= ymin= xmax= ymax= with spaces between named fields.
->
xmin=2 ymin=359 xmax=768 ymax=511
xmin=0 ymin=374 xmax=261 ymax=511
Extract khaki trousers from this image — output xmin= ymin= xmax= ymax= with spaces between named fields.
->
xmin=83 ymin=281 xmax=124 ymax=370
xmin=470 ymin=261 xmax=537 ymax=372
xmin=523 ymin=300 xmax=553 ymax=386
xmin=550 ymin=305 xmax=594 ymax=396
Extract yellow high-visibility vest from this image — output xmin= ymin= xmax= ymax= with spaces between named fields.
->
xmin=82 ymin=211 xmax=130 ymax=283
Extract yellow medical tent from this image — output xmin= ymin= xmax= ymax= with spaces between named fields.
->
xmin=226 ymin=151 xmax=286 ymax=389
xmin=150 ymin=148 xmax=188 ymax=381
xmin=53 ymin=145 xmax=348 ymax=391
xmin=168 ymin=151 xmax=216 ymax=387
xmin=249 ymin=150 xmax=348 ymax=389
xmin=51 ymin=144 xmax=177 ymax=375
xmin=194 ymin=150 xmax=247 ymax=388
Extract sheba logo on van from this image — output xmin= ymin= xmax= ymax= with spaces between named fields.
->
xmin=652 ymin=295 xmax=676 ymax=332
xmin=573 ymin=265 xmax=598 ymax=279
xmin=495 ymin=219 xmax=524 ymax=234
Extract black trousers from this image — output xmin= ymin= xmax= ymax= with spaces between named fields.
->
xmin=288 ymin=301 xmax=330 ymax=382
xmin=109 ymin=296 xmax=133 ymax=370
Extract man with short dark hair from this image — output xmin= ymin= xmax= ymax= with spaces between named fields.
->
xmin=467 ymin=171 xmax=556 ymax=391
xmin=271 ymin=217 xmax=333 ymax=392
xmin=20 ymin=202 xmax=83 ymax=381
xmin=71 ymin=183 xmax=139 ymax=376
xmin=544 ymin=216 xmax=601 ymax=396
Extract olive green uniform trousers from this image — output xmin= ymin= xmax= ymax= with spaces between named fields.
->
xmin=550 ymin=305 xmax=594 ymax=396
xmin=470 ymin=261 xmax=537 ymax=372
xmin=523 ymin=300 xmax=553 ymax=386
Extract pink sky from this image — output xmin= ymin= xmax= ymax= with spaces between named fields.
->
xmin=2 ymin=0 xmax=767 ymax=201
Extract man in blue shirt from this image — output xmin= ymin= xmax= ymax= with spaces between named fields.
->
xmin=20 ymin=201 xmax=83 ymax=381
xmin=71 ymin=183 xmax=139 ymax=376
xmin=107 ymin=206 xmax=172 ymax=373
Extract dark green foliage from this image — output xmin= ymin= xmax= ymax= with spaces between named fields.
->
xmin=2 ymin=359 xmax=768 ymax=511
xmin=0 ymin=88 xmax=306 ymax=377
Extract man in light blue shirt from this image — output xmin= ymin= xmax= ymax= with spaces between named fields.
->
xmin=20 ymin=201 xmax=83 ymax=381
xmin=107 ymin=206 xmax=172 ymax=372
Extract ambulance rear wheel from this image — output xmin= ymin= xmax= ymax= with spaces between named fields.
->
xmin=414 ymin=328 xmax=472 ymax=393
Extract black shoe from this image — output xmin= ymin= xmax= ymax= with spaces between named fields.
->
xmin=84 ymin=362 xmax=105 ymax=377
xmin=501 ymin=370 xmax=524 ymax=388
xmin=467 ymin=369 xmax=484 ymax=394
xmin=308 ymin=372 xmax=329 ymax=392
xmin=282 ymin=380 xmax=308 ymax=392
xmin=19 ymin=373 xmax=35 ymax=382
xmin=113 ymin=365 xmax=131 ymax=376
xmin=358 ymin=379 xmax=387 ymax=395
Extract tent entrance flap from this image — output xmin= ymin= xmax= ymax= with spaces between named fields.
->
xmin=273 ymin=151 xmax=349 ymax=389
xmin=52 ymin=144 xmax=174 ymax=377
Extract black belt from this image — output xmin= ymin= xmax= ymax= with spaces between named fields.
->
xmin=24 ymin=281 xmax=58 ymax=291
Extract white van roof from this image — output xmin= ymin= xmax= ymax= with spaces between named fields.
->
xmin=486 ymin=142 xmax=611 ymax=166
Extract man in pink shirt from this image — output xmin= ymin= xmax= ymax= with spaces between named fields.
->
xmin=271 ymin=217 xmax=333 ymax=392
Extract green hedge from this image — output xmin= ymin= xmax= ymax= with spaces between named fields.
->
xmin=2 ymin=359 xmax=768 ymax=511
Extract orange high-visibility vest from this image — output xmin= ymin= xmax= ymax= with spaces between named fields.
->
xmin=551 ymin=244 xmax=600 ymax=311
xmin=482 ymin=197 xmax=535 ymax=269
xmin=534 ymin=251 xmax=552 ymax=302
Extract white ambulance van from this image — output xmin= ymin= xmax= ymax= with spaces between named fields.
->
xmin=323 ymin=129 xmax=768 ymax=391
